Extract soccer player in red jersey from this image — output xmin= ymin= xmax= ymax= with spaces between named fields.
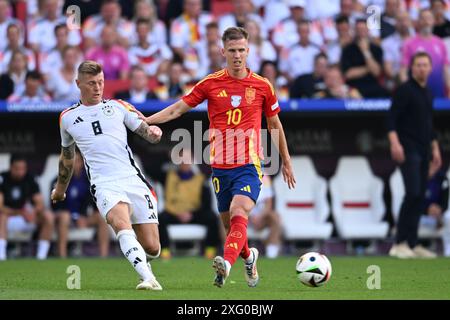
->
xmin=139 ymin=27 xmax=296 ymax=288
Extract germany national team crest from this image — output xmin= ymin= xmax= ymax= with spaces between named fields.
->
xmin=102 ymin=105 xmax=115 ymax=117
xmin=231 ymin=95 xmax=242 ymax=108
xmin=245 ymin=87 xmax=256 ymax=104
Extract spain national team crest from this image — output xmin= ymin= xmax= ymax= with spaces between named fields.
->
xmin=231 ymin=95 xmax=242 ymax=108
xmin=245 ymin=87 xmax=256 ymax=104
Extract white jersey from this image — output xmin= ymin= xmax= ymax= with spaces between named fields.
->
xmin=59 ymin=99 xmax=145 ymax=186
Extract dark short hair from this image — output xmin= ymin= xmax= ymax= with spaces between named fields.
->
xmin=136 ymin=17 xmax=151 ymax=26
xmin=222 ymin=27 xmax=249 ymax=44
xmin=314 ymin=52 xmax=328 ymax=63
xmin=54 ymin=23 xmax=67 ymax=35
xmin=10 ymin=154 xmax=27 ymax=166
xmin=25 ymin=70 xmax=42 ymax=81
xmin=411 ymin=51 xmax=432 ymax=66
xmin=206 ymin=21 xmax=219 ymax=30
xmin=335 ymin=14 xmax=349 ymax=25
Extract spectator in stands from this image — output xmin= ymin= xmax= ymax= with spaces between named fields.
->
xmin=51 ymin=149 xmax=109 ymax=258
xmin=0 ymin=23 xmax=36 ymax=74
xmin=205 ymin=43 xmax=225 ymax=74
xmin=259 ymin=60 xmax=289 ymax=101
xmin=154 ymin=60 xmax=187 ymax=100
xmin=248 ymin=175 xmax=282 ymax=259
xmin=28 ymin=0 xmax=81 ymax=53
xmin=128 ymin=18 xmax=173 ymax=78
xmin=0 ymin=154 xmax=54 ymax=260
xmin=131 ymin=0 xmax=167 ymax=46
xmin=245 ymin=19 xmax=277 ymax=73
xmin=380 ymin=0 xmax=401 ymax=39
xmin=170 ymin=0 xmax=214 ymax=79
xmin=326 ymin=15 xmax=354 ymax=65
xmin=46 ymin=45 xmax=81 ymax=102
xmin=114 ymin=65 xmax=157 ymax=103
xmin=7 ymin=71 xmax=51 ymax=103
xmin=421 ymin=164 xmax=449 ymax=257
xmin=218 ymin=0 xmax=266 ymax=39
xmin=197 ymin=21 xmax=222 ymax=79
xmin=85 ymin=25 xmax=130 ymax=80
xmin=1 ymin=50 xmax=28 ymax=99
xmin=39 ymin=24 xmax=78 ymax=78
xmin=340 ymin=18 xmax=388 ymax=97
xmin=0 ymin=0 xmax=24 ymax=52
xmin=289 ymin=53 xmax=328 ymax=98
xmin=272 ymin=0 xmax=323 ymax=53
xmin=431 ymin=0 xmax=450 ymax=38
xmin=400 ymin=9 xmax=450 ymax=98
xmin=82 ymin=0 xmax=133 ymax=50
xmin=157 ymin=149 xmax=221 ymax=260
xmin=316 ymin=64 xmax=362 ymax=98
xmin=388 ymin=51 xmax=442 ymax=259
xmin=279 ymin=20 xmax=322 ymax=83
xmin=382 ymin=11 xmax=414 ymax=91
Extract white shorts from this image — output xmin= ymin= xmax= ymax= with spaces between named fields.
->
xmin=93 ymin=175 xmax=158 ymax=225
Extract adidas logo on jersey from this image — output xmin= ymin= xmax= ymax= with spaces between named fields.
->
xmin=240 ymin=185 xmax=251 ymax=193
xmin=217 ymin=90 xmax=228 ymax=97
xmin=73 ymin=116 xmax=84 ymax=124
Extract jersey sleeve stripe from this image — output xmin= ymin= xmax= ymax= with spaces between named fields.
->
xmin=59 ymin=105 xmax=78 ymax=126
xmin=114 ymin=99 xmax=135 ymax=111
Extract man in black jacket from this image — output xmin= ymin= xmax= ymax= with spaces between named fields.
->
xmin=388 ymin=51 xmax=442 ymax=258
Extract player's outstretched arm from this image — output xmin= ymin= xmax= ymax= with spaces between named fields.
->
xmin=134 ymin=121 xmax=163 ymax=144
xmin=51 ymin=143 xmax=76 ymax=203
xmin=142 ymin=100 xmax=192 ymax=125
xmin=266 ymin=114 xmax=296 ymax=189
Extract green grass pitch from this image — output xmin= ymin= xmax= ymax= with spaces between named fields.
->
xmin=0 ymin=256 xmax=449 ymax=300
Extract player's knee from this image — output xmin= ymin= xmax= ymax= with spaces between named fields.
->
xmin=143 ymin=242 xmax=160 ymax=258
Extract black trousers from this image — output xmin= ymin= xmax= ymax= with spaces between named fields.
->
xmin=159 ymin=210 xmax=221 ymax=250
xmin=396 ymin=151 xmax=430 ymax=248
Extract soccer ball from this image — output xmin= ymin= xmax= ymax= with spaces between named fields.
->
xmin=296 ymin=252 xmax=332 ymax=287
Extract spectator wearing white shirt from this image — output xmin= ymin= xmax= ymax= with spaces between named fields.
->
xmin=251 ymin=0 xmax=290 ymax=32
xmin=170 ymin=0 xmax=214 ymax=79
xmin=3 ymin=50 xmax=28 ymax=98
xmin=0 ymin=0 xmax=24 ymax=52
xmin=82 ymin=0 xmax=134 ymax=50
xmin=39 ymin=24 xmax=80 ymax=78
xmin=196 ymin=21 xmax=222 ymax=79
xmin=131 ymin=0 xmax=167 ymax=46
xmin=218 ymin=0 xmax=267 ymax=39
xmin=7 ymin=71 xmax=51 ymax=104
xmin=128 ymin=18 xmax=173 ymax=78
xmin=46 ymin=46 xmax=81 ymax=102
xmin=271 ymin=0 xmax=323 ymax=53
xmin=0 ymin=24 xmax=36 ymax=75
xmin=28 ymin=0 xmax=81 ymax=53
xmin=279 ymin=20 xmax=322 ymax=82
xmin=382 ymin=11 xmax=414 ymax=91
xmin=326 ymin=15 xmax=354 ymax=65
xmin=245 ymin=19 xmax=277 ymax=73
xmin=305 ymin=0 xmax=341 ymax=20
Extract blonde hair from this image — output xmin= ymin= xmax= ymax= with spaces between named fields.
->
xmin=77 ymin=60 xmax=102 ymax=78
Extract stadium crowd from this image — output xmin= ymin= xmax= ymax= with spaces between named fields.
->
xmin=1 ymin=0 xmax=450 ymax=103
xmin=0 ymin=0 xmax=450 ymax=260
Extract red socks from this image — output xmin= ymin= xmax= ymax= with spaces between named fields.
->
xmin=224 ymin=216 xmax=251 ymax=265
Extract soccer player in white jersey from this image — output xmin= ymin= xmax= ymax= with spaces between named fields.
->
xmin=51 ymin=61 xmax=163 ymax=291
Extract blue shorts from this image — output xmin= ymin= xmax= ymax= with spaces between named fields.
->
xmin=211 ymin=164 xmax=263 ymax=213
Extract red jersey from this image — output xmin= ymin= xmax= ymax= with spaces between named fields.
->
xmin=182 ymin=68 xmax=280 ymax=169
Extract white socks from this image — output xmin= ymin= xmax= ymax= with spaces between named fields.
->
xmin=117 ymin=229 xmax=153 ymax=281
xmin=0 ymin=239 xmax=6 ymax=261
xmin=36 ymin=240 xmax=50 ymax=260
xmin=266 ymin=244 xmax=280 ymax=259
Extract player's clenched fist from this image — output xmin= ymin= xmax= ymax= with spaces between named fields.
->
xmin=147 ymin=125 xmax=162 ymax=143
xmin=51 ymin=188 xmax=66 ymax=203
